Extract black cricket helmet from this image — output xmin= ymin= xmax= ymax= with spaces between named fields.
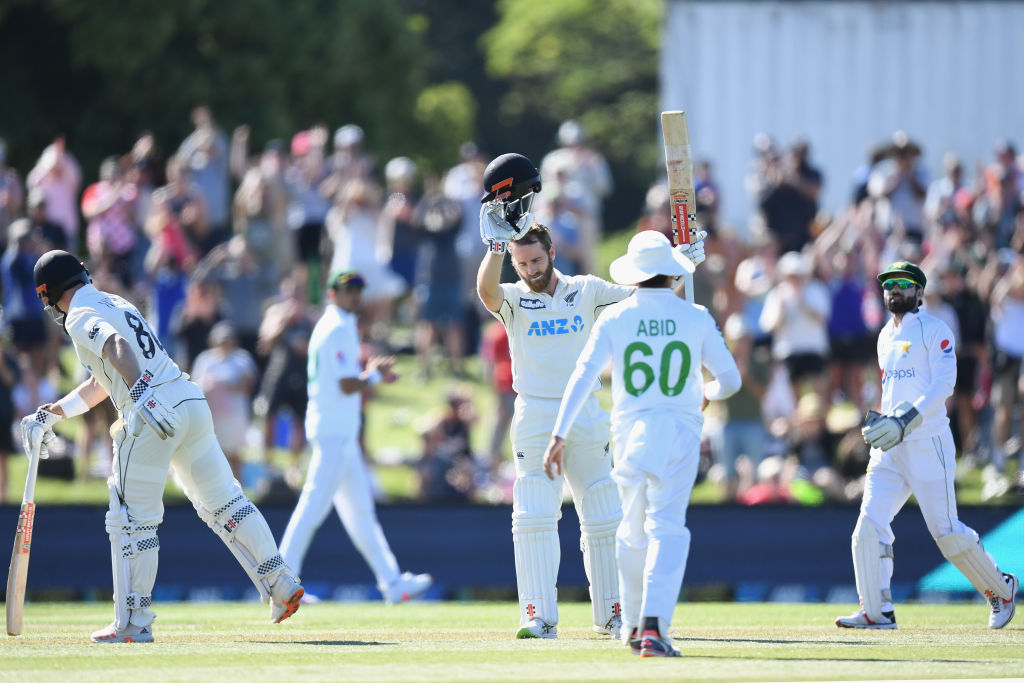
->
xmin=34 ymin=249 xmax=91 ymax=311
xmin=481 ymin=153 xmax=541 ymax=224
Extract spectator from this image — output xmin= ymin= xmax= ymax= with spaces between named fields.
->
xmin=636 ymin=181 xmax=673 ymax=243
xmin=0 ymin=337 xmax=19 ymax=503
xmin=26 ymin=135 xmax=81 ymax=248
xmin=381 ymin=156 xmax=421 ymax=294
xmin=254 ymin=277 xmax=313 ymax=484
xmin=83 ymin=156 xmax=139 ymax=289
xmin=232 ymin=137 xmax=292 ymax=280
xmin=177 ymin=105 xmax=231 ymax=246
xmin=759 ymin=251 xmax=831 ymax=397
xmin=169 ymin=280 xmax=224 ymax=372
xmin=24 ymin=188 xmax=68 ymax=251
xmin=0 ymin=138 xmax=24 ymax=255
xmin=989 ymin=253 xmax=1024 ymax=479
xmin=539 ymin=119 xmax=612 ymax=274
xmin=736 ymin=455 xmax=793 ymax=506
xmin=0 ymin=220 xmax=48 ymax=374
xmin=192 ymin=322 xmax=259 ymax=480
xmin=757 ymin=138 xmax=821 ymax=253
xmin=479 ymin=320 xmax=515 ymax=482
xmin=443 ymin=141 xmax=488 ymax=301
xmin=125 ymin=131 xmax=166 ymax=230
xmin=869 ymin=131 xmax=928 ymax=246
xmin=823 ymin=249 xmax=872 ymax=406
xmin=327 ymin=123 xmax=375 ymax=188
xmin=924 ymin=153 xmax=964 ymax=226
xmin=710 ymin=314 xmax=770 ymax=501
xmin=284 ymin=126 xmax=332 ymax=303
xmin=151 ymin=156 xmax=210 ymax=259
xmin=940 ymin=265 xmax=988 ymax=458
xmin=412 ymin=190 xmax=465 ymax=379
xmin=416 ymin=388 xmax=476 ymax=503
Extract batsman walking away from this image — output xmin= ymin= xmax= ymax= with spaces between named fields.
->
xmin=837 ymin=260 xmax=1017 ymax=631
xmin=21 ymin=250 xmax=304 ymax=643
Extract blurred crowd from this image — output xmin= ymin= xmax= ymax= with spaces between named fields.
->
xmin=0 ymin=108 xmax=1022 ymax=507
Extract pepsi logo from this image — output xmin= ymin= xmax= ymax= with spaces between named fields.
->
xmin=940 ymin=339 xmax=953 ymax=354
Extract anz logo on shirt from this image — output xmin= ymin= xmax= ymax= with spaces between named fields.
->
xmin=527 ymin=315 xmax=585 ymax=336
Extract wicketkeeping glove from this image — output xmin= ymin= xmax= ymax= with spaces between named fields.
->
xmin=20 ymin=407 xmax=61 ymax=461
xmin=125 ymin=370 xmax=179 ymax=440
xmin=675 ymin=229 xmax=708 ymax=267
xmin=861 ymin=401 xmax=922 ymax=451
xmin=479 ymin=202 xmax=534 ymax=255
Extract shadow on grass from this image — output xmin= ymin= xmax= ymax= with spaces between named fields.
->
xmin=680 ymin=653 xmax=975 ymax=664
xmin=682 ymin=637 xmax=875 ymax=646
xmin=255 ymin=640 xmax=397 ymax=647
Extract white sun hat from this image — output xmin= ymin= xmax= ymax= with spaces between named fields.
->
xmin=609 ymin=230 xmax=695 ymax=285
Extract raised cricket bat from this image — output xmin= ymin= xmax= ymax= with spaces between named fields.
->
xmin=661 ymin=110 xmax=696 ymax=302
xmin=6 ymin=447 xmax=41 ymax=636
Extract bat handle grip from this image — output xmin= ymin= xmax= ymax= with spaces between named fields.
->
xmin=21 ymin=450 xmax=41 ymax=504
xmin=681 ymin=271 xmax=695 ymax=303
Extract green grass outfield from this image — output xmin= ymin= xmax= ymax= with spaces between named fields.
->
xmin=2 ymin=601 xmax=1022 ymax=682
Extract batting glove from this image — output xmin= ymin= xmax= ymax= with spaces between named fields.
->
xmin=479 ymin=202 xmax=534 ymax=254
xmin=675 ymin=229 xmax=707 ymax=267
xmin=125 ymin=370 xmax=179 ymax=440
xmin=861 ymin=401 xmax=922 ymax=451
xmin=20 ymin=407 xmax=61 ymax=460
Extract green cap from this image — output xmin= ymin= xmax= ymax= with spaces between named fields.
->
xmin=877 ymin=261 xmax=926 ymax=289
xmin=327 ymin=270 xmax=366 ymax=290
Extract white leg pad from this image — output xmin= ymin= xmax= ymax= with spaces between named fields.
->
xmin=188 ymin=486 xmax=292 ymax=603
xmin=936 ymin=531 xmax=1011 ymax=600
xmin=512 ymin=474 xmax=561 ymax=626
xmin=852 ymin=517 xmax=892 ymax=621
xmin=579 ymin=477 xmax=622 ymax=629
xmin=107 ymin=483 xmax=159 ymax=629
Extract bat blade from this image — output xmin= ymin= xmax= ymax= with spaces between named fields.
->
xmin=661 ymin=110 xmax=695 ymax=247
xmin=6 ymin=502 xmax=34 ymax=636
xmin=7 ymin=447 xmax=40 ymax=637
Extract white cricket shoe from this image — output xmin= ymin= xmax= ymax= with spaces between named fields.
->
xmin=383 ymin=571 xmax=433 ymax=605
xmin=90 ymin=622 xmax=154 ymax=643
xmin=835 ymin=609 xmax=897 ymax=630
xmin=989 ymin=572 xmax=1018 ymax=629
xmin=270 ymin=573 xmax=304 ymax=624
xmin=594 ymin=613 xmax=622 ymax=639
xmin=516 ymin=617 xmax=557 ymax=639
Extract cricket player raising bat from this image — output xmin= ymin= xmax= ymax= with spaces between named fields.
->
xmin=543 ymin=230 xmax=740 ymax=657
xmin=22 ymin=251 xmax=303 ymax=643
xmin=477 ymin=153 xmax=706 ymax=640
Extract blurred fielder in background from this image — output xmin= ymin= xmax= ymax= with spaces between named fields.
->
xmin=543 ymin=231 xmax=739 ymax=657
xmin=278 ymin=270 xmax=432 ymax=604
xmin=476 ymin=153 xmax=705 ymax=640
xmin=838 ymin=261 xmax=1017 ymax=630
xmin=23 ymin=250 xmax=303 ymax=643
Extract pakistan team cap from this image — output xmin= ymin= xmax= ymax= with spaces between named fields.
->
xmin=328 ymin=270 xmax=366 ymax=290
xmin=877 ymin=260 xmax=927 ymax=289
xmin=609 ymin=230 xmax=695 ymax=285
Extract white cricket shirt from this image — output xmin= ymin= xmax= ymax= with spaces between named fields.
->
xmin=552 ymin=289 xmax=739 ymax=437
xmin=876 ymin=309 xmax=957 ymax=441
xmin=492 ymin=270 xmax=633 ymax=399
xmin=305 ymin=304 xmax=363 ymax=439
xmin=64 ymin=284 xmax=182 ymax=411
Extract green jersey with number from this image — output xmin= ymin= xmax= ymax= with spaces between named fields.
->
xmin=552 ymin=288 xmax=737 ymax=436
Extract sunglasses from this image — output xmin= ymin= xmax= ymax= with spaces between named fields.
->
xmin=882 ymin=278 xmax=917 ymax=291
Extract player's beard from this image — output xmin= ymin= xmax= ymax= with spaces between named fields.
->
xmin=886 ymin=290 xmax=918 ymax=315
xmin=522 ymin=256 xmax=555 ymax=293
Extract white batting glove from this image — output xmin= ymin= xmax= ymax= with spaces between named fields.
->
xmin=20 ymin=408 xmax=61 ymax=460
xmin=479 ymin=202 xmax=534 ymax=254
xmin=125 ymin=370 xmax=179 ymax=440
xmin=861 ymin=401 xmax=922 ymax=451
xmin=675 ymin=229 xmax=707 ymax=267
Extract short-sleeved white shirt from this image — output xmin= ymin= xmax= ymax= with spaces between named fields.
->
xmin=64 ymin=284 xmax=181 ymax=411
xmin=877 ymin=309 xmax=957 ymax=441
xmin=305 ymin=304 xmax=363 ymax=439
xmin=490 ymin=270 xmax=633 ymax=399
xmin=553 ymin=289 xmax=738 ymax=436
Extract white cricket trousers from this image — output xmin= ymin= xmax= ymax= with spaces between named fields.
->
xmin=858 ymin=429 xmax=977 ymax=598
xmin=611 ymin=412 xmax=700 ymax=632
xmin=278 ymin=434 xmax=399 ymax=590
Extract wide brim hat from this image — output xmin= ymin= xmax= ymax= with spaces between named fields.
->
xmin=609 ymin=230 xmax=694 ymax=285
xmin=877 ymin=260 xmax=926 ymax=289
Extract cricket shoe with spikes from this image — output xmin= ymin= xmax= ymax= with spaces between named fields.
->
xmin=516 ymin=617 xmax=557 ymax=639
xmin=270 ymin=573 xmax=304 ymax=624
xmin=626 ymin=627 xmax=642 ymax=656
xmin=594 ymin=613 xmax=622 ymax=639
xmin=989 ymin=572 xmax=1018 ymax=629
xmin=90 ymin=622 xmax=154 ymax=643
xmin=639 ymin=629 xmax=680 ymax=657
xmin=835 ymin=609 xmax=897 ymax=629
xmin=383 ymin=571 xmax=433 ymax=605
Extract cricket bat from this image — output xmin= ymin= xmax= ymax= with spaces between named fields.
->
xmin=6 ymin=447 xmax=41 ymax=636
xmin=661 ymin=110 xmax=696 ymax=302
